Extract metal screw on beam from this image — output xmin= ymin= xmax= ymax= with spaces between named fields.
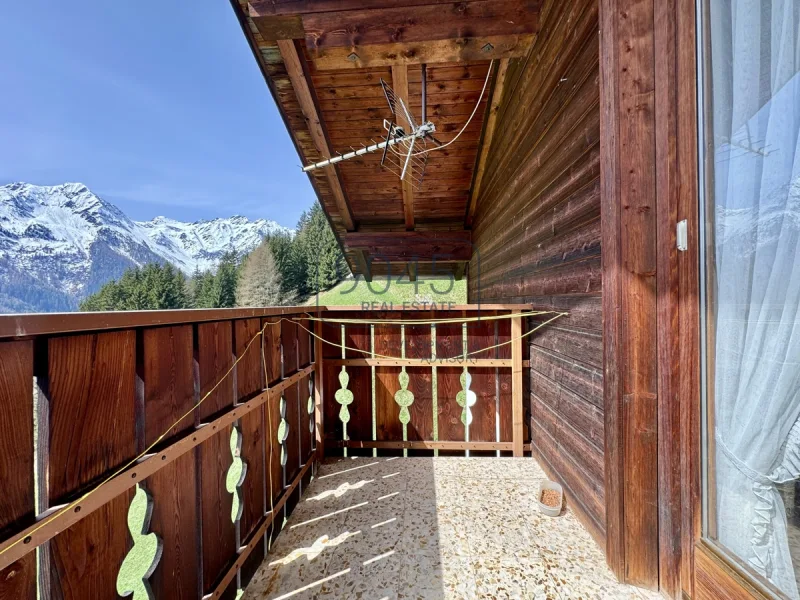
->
xmin=347 ymin=52 xmax=359 ymax=62
xmin=482 ymin=43 xmax=495 ymax=53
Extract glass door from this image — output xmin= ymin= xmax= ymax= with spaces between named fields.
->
xmin=700 ymin=0 xmax=800 ymax=598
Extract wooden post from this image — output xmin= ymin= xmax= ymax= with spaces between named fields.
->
xmin=314 ymin=318 xmax=325 ymax=462
xmin=600 ymin=0 xmax=660 ymax=590
xmin=511 ymin=315 xmax=523 ymax=457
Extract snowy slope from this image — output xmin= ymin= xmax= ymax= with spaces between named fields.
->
xmin=0 ymin=182 xmax=291 ymax=313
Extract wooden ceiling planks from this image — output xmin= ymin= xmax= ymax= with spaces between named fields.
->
xmin=234 ymin=0 xmax=539 ymax=277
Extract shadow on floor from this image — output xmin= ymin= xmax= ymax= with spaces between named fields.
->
xmin=242 ymin=457 xmax=660 ymax=600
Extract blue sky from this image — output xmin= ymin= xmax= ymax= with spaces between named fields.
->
xmin=0 ymin=1 xmax=315 ymax=228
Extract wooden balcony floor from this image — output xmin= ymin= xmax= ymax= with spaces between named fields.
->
xmin=243 ymin=457 xmax=660 ymax=600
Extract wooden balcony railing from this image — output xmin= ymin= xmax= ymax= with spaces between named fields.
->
xmin=0 ymin=304 xmax=531 ymax=600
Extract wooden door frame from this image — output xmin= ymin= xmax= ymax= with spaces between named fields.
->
xmin=603 ymin=0 xmax=800 ymax=598
xmin=600 ymin=0 xmax=701 ymax=596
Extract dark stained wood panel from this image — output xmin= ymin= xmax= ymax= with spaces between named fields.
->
xmin=261 ymin=318 xmax=282 ymax=386
xmin=139 ymin=325 xmax=202 ymax=599
xmin=0 ymin=341 xmax=34 ymax=532
xmin=375 ymin=367 xmax=402 ymax=442
xmin=197 ymin=321 xmax=235 ymax=422
xmin=235 ymin=318 xmax=266 ymax=401
xmin=436 ymin=367 xmax=466 ymax=443
xmin=200 ymin=426 xmax=236 ymax=595
xmin=48 ymin=330 xmax=137 ymax=502
xmin=298 ymin=373 xmax=314 ymax=461
xmin=141 ymin=325 xmax=195 ymax=446
xmin=0 ymin=341 xmax=35 ymax=600
xmin=297 ymin=316 xmax=312 ymax=368
xmin=240 ymin=406 xmax=266 ymax=541
xmin=48 ymin=491 xmax=133 ymax=600
xmin=145 ymin=452 xmax=201 ymax=600
xmin=283 ymin=382 xmax=301 ymax=479
xmin=405 ymin=367 xmax=433 ymax=443
xmin=466 ymin=0 xmax=605 ymax=542
xmin=281 ymin=319 xmax=299 ymax=377
xmin=301 ymin=1 xmax=540 ymax=50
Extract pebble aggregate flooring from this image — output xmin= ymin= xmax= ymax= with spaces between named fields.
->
xmin=243 ymin=457 xmax=662 ymax=600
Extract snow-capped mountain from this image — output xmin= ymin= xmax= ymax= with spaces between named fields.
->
xmin=0 ymin=182 xmax=292 ymax=313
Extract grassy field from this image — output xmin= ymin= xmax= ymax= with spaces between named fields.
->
xmin=306 ymin=275 xmax=467 ymax=307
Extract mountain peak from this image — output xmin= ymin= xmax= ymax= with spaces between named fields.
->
xmin=0 ymin=182 xmax=294 ymax=313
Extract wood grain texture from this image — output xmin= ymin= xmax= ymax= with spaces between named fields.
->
xmin=281 ymin=318 xmax=299 ymax=377
xmin=141 ymin=325 xmax=195 ymax=446
xmin=600 ymin=0 xmax=660 ymax=589
xmin=283 ymin=382 xmax=301 ymax=479
xmin=240 ymin=406 xmax=266 ymax=541
xmin=466 ymin=0 xmax=605 ymax=540
xmin=48 ymin=491 xmax=133 ymax=600
xmin=0 ymin=341 xmax=35 ymax=600
xmin=298 ymin=374 xmax=314 ymax=461
xmin=199 ymin=426 xmax=236 ymax=595
xmin=301 ymin=1 xmax=540 ymax=50
xmin=511 ymin=316 xmax=523 ymax=456
xmin=145 ymin=452 xmax=201 ymax=600
xmin=48 ymin=331 xmax=137 ymax=502
xmin=276 ymin=38 xmax=355 ymax=231
xmin=297 ymin=316 xmax=312 ymax=368
xmin=262 ymin=318 xmax=283 ymax=386
xmin=694 ymin=543 xmax=774 ymax=600
xmin=197 ymin=321 xmax=235 ymax=422
xmin=391 ymin=63 xmax=415 ymax=231
xmin=0 ymin=341 xmax=34 ymax=532
xmin=235 ymin=318 xmax=266 ymax=401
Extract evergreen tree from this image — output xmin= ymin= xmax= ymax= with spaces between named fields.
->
xmin=192 ymin=270 xmax=219 ymax=308
xmin=268 ymin=232 xmax=305 ymax=298
xmin=80 ymin=262 xmax=192 ymax=311
xmin=216 ymin=250 xmax=239 ymax=308
xmin=236 ymin=241 xmax=285 ymax=306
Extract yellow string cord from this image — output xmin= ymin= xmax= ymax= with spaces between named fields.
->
xmin=261 ymin=326 xmax=275 ymax=552
xmin=295 ymin=312 xmax=568 ymax=361
xmin=0 ymin=316 xmax=296 ymax=562
xmin=0 ymin=310 xmax=565 ymax=562
xmin=300 ymin=310 xmax=549 ymax=326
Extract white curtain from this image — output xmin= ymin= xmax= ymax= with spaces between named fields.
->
xmin=710 ymin=0 xmax=800 ymax=597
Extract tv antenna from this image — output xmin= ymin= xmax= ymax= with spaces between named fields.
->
xmin=301 ymin=61 xmax=494 ymax=190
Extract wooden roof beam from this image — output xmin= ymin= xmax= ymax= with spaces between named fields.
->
xmin=343 ymin=231 xmax=472 ymax=262
xmin=391 ymin=64 xmax=415 ymax=231
xmin=311 ymin=35 xmax=533 ymax=70
xmin=276 ymin=38 xmax=356 ymax=231
xmin=465 ymin=58 xmax=509 ymax=227
xmin=249 ymin=1 xmax=539 ymax=68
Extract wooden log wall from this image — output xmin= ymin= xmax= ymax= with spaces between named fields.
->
xmin=320 ymin=310 xmax=519 ymax=456
xmin=0 ymin=311 xmax=314 ymax=600
xmin=467 ymin=0 xmax=604 ymax=544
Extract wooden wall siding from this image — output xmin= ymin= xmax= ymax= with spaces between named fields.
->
xmin=0 ymin=341 xmax=35 ymax=600
xmin=467 ymin=0 xmax=605 ymax=541
xmin=597 ymin=0 xmax=697 ymax=590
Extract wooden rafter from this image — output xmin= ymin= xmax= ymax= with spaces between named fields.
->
xmin=276 ymin=38 xmax=356 ymax=231
xmin=454 ymin=262 xmax=467 ymax=281
xmin=343 ymin=230 xmax=472 ymax=262
xmin=391 ymin=64 xmax=415 ymax=231
xmin=466 ymin=58 xmax=509 ymax=227
xmin=249 ymin=0 xmax=541 ymax=48
xmin=353 ymin=249 xmax=373 ymax=282
xmin=311 ymin=35 xmax=533 ymax=70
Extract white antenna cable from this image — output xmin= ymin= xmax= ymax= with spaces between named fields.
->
xmin=301 ymin=60 xmax=494 ymax=189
